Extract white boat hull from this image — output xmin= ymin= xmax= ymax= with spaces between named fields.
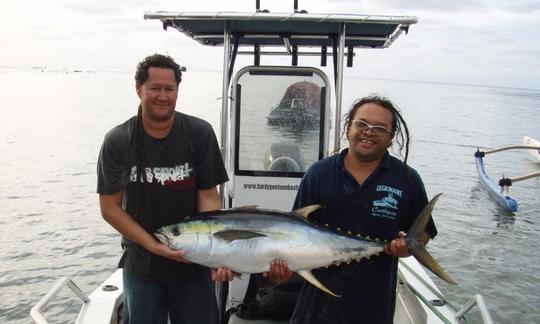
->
xmin=523 ymin=136 xmax=540 ymax=162
xmin=475 ymin=154 xmax=518 ymax=212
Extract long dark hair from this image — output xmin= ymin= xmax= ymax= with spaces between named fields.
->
xmin=133 ymin=54 xmax=182 ymax=217
xmin=342 ymin=95 xmax=410 ymax=166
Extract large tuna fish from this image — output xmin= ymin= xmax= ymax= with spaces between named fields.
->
xmin=155 ymin=193 xmax=454 ymax=296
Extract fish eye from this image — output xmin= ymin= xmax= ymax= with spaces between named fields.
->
xmin=172 ymin=225 xmax=181 ymax=236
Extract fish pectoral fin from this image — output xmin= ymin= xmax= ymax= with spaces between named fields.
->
xmin=293 ymin=204 xmax=324 ymax=219
xmin=213 ymin=230 xmax=267 ymax=242
xmin=297 ymin=270 xmax=341 ymax=297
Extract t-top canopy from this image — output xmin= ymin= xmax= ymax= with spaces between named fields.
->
xmin=144 ymin=11 xmax=417 ymax=49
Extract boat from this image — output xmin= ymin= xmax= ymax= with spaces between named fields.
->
xmin=373 ymin=193 xmax=399 ymax=209
xmin=523 ymin=136 xmax=540 ymax=162
xmin=266 ymin=81 xmax=321 ymax=126
xmin=474 ymin=150 xmax=519 ymax=212
xmin=31 ymin=2 xmax=495 ymax=323
xmin=475 ymin=142 xmax=540 ymax=212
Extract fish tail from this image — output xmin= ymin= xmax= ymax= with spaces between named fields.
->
xmin=406 ymin=193 xmax=456 ymax=285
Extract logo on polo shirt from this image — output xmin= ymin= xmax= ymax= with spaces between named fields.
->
xmin=371 ymin=185 xmax=402 ymax=219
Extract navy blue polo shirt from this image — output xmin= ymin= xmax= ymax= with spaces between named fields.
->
xmin=291 ymin=148 xmax=437 ymax=324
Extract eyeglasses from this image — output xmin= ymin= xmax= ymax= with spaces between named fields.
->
xmin=351 ymin=119 xmax=392 ymax=136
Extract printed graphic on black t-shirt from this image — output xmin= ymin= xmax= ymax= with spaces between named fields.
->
xmin=129 ymin=163 xmax=196 ymax=190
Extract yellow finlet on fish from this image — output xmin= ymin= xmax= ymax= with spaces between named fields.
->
xmin=293 ymin=204 xmax=323 ymax=218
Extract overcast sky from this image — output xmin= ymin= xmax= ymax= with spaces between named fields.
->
xmin=2 ymin=0 xmax=539 ymax=89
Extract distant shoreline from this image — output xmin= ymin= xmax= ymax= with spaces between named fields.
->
xmin=1 ymin=65 xmax=539 ymax=92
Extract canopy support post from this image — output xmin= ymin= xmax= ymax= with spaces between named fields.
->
xmin=333 ymin=22 xmax=346 ymax=154
xmin=220 ymin=22 xmax=231 ymax=201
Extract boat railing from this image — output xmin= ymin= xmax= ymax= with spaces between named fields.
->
xmin=454 ymin=295 xmax=493 ymax=324
xmin=31 ymin=269 xmax=124 ymax=324
xmin=30 ymin=276 xmax=89 ymax=324
xmin=398 ymin=260 xmax=494 ymax=324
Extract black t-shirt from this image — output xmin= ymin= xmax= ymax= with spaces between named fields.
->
xmin=291 ymin=149 xmax=437 ymax=324
xmin=97 ymin=111 xmax=228 ymax=283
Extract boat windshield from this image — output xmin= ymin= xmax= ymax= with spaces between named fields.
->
xmin=233 ymin=67 xmax=328 ymax=176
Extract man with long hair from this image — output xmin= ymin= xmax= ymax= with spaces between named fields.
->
xmin=287 ymin=95 xmax=438 ymax=323
xmin=97 ymin=54 xmax=231 ymax=323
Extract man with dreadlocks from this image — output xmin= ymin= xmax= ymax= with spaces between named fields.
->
xmin=272 ymin=95 xmax=438 ymax=323
xmin=97 ymin=54 xmax=230 ymax=324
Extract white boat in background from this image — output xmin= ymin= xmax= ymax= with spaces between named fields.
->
xmin=31 ymin=1 xmax=494 ymax=323
xmin=474 ymin=150 xmax=519 ymax=212
xmin=523 ymin=136 xmax=540 ymax=162
xmin=475 ymin=139 xmax=540 ymax=212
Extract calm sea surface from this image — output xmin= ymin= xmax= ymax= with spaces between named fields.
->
xmin=1 ymin=68 xmax=539 ymax=323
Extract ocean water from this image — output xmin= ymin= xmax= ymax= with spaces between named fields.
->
xmin=0 ymin=67 xmax=539 ymax=323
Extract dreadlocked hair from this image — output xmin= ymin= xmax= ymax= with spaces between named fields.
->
xmin=135 ymin=104 xmax=149 ymax=217
xmin=342 ymin=95 xmax=411 ymax=167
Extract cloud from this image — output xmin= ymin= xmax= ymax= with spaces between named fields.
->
xmin=0 ymin=0 xmax=538 ymax=89
xmin=58 ymin=0 xmax=157 ymax=16
xmin=315 ymin=0 xmax=483 ymax=13
xmin=488 ymin=1 xmax=540 ymax=14
xmin=328 ymin=0 xmax=540 ymax=13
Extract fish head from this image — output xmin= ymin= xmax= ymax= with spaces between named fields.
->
xmin=155 ymin=221 xmax=212 ymax=259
